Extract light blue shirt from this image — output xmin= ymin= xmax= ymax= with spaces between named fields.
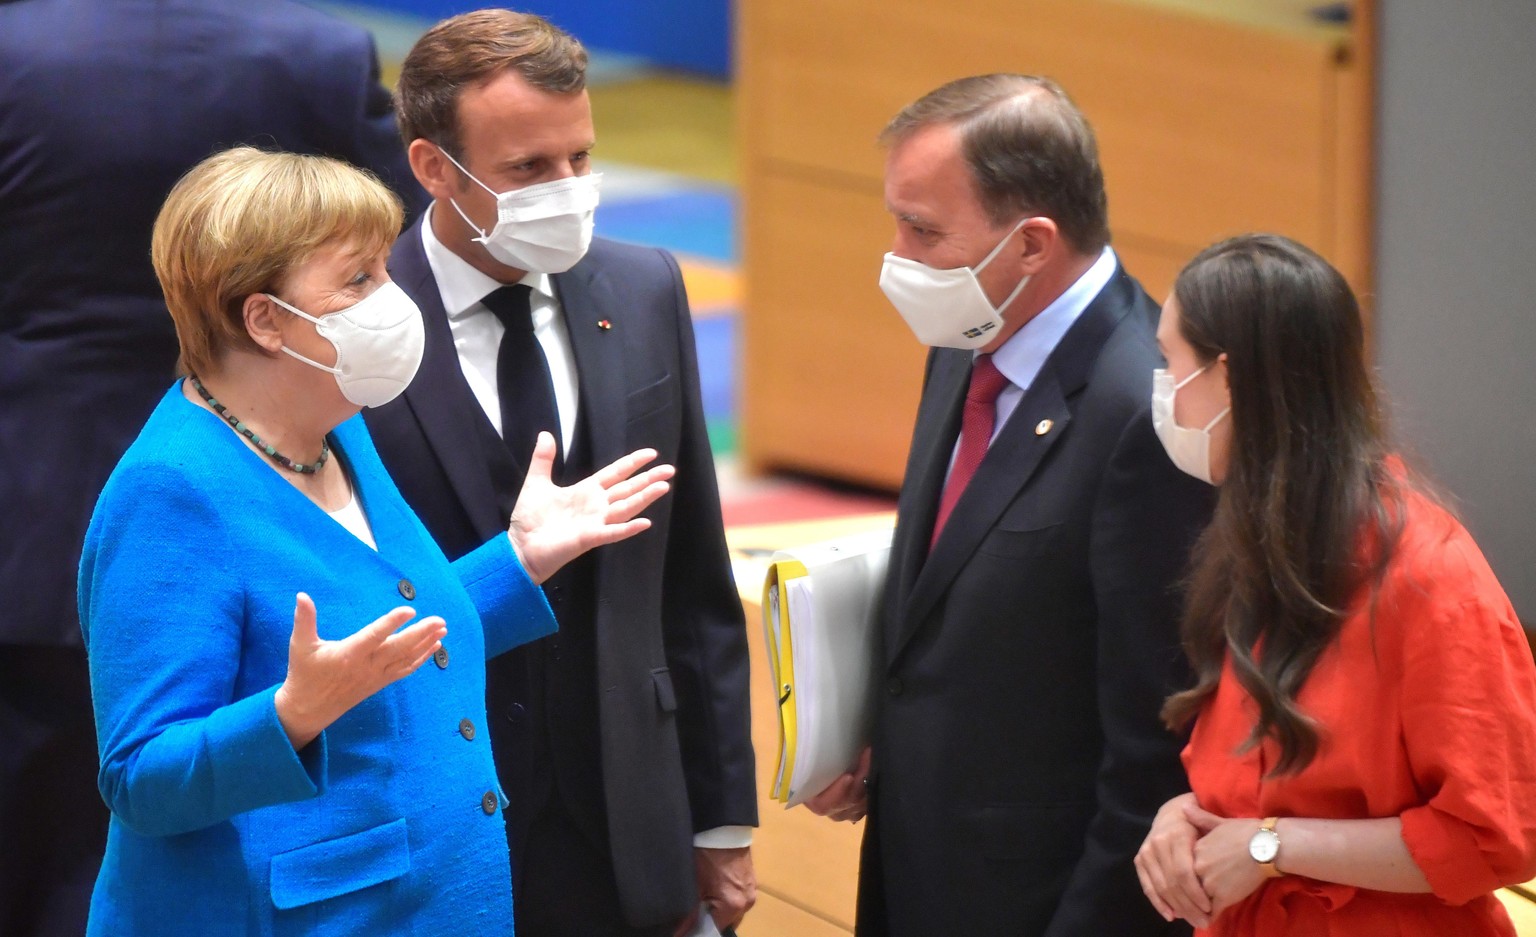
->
xmin=987 ymin=246 xmax=1118 ymax=441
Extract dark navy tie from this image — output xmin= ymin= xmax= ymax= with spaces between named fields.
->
xmin=482 ymin=285 xmax=562 ymax=467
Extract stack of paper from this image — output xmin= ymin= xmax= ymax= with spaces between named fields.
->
xmin=762 ymin=527 xmax=893 ymax=807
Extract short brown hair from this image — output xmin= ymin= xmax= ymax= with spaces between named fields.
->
xmin=395 ymin=9 xmax=588 ymax=157
xmin=881 ymin=74 xmax=1110 ymax=255
xmin=151 ymin=146 xmax=403 ymax=376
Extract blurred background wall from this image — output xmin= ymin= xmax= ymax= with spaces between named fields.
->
xmin=1374 ymin=0 xmax=1536 ymax=620
xmin=321 ymin=0 xmax=1534 ymax=621
xmin=342 ymin=0 xmax=731 ymax=75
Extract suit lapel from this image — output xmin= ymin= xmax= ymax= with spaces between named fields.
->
xmin=884 ymin=350 xmax=967 ymax=633
xmin=389 ymin=223 xmax=513 ymax=541
xmin=552 ymin=256 xmax=628 ymax=470
xmin=889 ymin=267 xmax=1140 ymax=662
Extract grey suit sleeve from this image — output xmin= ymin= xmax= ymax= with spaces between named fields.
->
xmin=652 ymin=249 xmax=759 ymax=833
xmin=1044 ymin=409 xmax=1213 ymax=937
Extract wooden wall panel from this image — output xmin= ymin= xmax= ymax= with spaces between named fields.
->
xmin=739 ymin=0 xmax=1371 ymax=489
xmin=739 ymin=174 xmax=925 ymax=488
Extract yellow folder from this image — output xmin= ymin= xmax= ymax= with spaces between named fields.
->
xmin=760 ymin=528 xmax=893 ymax=807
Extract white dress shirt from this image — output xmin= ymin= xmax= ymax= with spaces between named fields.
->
xmin=420 ymin=205 xmax=580 ymax=454
xmin=326 ymin=488 xmax=376 ymax=550
xmin=987 ymin=246 xmax=1118 ymax=438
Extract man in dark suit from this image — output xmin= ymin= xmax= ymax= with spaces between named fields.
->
xmin=807 ymin=75 xmax=1215 ymax=935
xmin=0 ymin=3 xmax=424 ymax=935
xmin=363 ymin=11 xmax=756 ymax=937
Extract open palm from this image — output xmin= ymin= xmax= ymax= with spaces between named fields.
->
xmin=509 ymin=432 xmax=675 ymax=583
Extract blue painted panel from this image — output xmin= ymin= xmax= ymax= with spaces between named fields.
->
xmin=692 ymin=314 xmax=737 ymax=430
xmin=353 ymin=0 xmax=731 ymax=77
xmin=597 ymin=190 xmax=737 ymax=264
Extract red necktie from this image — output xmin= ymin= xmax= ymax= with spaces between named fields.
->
xmin=931 ymin=354 xmax=1009 ymax=548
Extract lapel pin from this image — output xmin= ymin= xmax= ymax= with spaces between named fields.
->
xmin=597 ymin=319 xmax=612 ymax=331
xmin=1035 ymin=419 xmax=1054 ymax=436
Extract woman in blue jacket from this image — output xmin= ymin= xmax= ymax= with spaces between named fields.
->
xmin=77 ymin=146 xmax=673 ymax=936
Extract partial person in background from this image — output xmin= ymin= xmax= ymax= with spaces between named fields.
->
xmin=1135 ymin=234 xmax=1536 ymax=935
xmin=806 ymin=74 xmax=1214 ymax=936
xmin=364 ymin=10 xmax=756 ymax=937
xmin=0 ymin=3 xmax=426 ymax=936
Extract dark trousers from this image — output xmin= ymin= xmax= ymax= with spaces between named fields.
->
xmin=514 ymin=798 xmax=674 ymax=937
xmin=0 ymin=645 xmax=108 ymax=937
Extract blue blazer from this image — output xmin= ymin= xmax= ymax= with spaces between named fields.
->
xmin=0 ymin=0 xmax=426 ymax=649
xmin=78 ymin=385 xmax=555 ymax=936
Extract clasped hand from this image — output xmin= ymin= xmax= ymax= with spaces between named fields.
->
xmin=508 ymin=432 xmax=675 ymax=584
xmin=1134 ymin=792 xmax=1268 ymax=929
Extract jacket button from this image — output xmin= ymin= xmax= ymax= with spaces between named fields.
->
xmin=481 ymin=791 xmax=498 ymax=815
xmin=398 ymin=579 xmax=416 ymax=600
xmin=433 ymin=646 xmax=450 ymax=669
xmin=459 ymin=718 xmax=476 ymax=741
xmin=887 ymin=677 xmax=904 ymax=697
xmin=506 ymin=703 xmax=526 ymax=725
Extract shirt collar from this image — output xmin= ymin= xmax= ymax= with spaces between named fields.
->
xmin=987 ymin=246 xmax=1118 ymax=387
xmin=419 ymin=202 xmax=554 ymax=320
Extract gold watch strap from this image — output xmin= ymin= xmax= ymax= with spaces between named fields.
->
xmin=1258 ymin=816 xmax=1284 ymax=878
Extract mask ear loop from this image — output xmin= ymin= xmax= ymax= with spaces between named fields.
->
xmin=437 ymin=144 xmax=502 ymax=242
xmin=972 ymin=216 xmax=1032 ymax=274
xmin=1171 ymin=362 xmax=1231 ymax=431
xmin=972 ymin=218 xmax=1034 ymax=317
xmin=265 ymin=293 xmax=343 ymax=375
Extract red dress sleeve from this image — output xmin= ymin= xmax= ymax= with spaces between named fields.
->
xmin=1395 ymin=522 xmax=1536 ymax=904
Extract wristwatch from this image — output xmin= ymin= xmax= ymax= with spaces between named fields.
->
xmin=1248 ymin=816 xmax=1284 ymax=878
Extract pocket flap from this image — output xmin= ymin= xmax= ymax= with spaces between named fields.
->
xmin=270 ymin=818 xmax=410 ymax=910
xmin=626 ymin=371 xmax=674 ymax=422
xmin=651 ymin=667 xmax=678 ymax=713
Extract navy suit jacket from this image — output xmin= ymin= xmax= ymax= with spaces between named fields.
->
xmin=858 ymin=264 xmax=1214 ymax=936
xmin=365 ymin=221 xmax=757 ymax=925
xmin=0 ymin=0 xmax=426 ymax=647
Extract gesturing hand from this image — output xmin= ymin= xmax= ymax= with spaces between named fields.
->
xmin=1135 ymin=792 xmax=1213 ymax=928
xmin=508 ymin=432 xmax=675 ymax=583
xmin=273 ymin=592 xmax=447 ymax=750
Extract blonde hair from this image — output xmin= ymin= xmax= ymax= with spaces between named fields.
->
xmin=151 ymin=146 xmax=404 ymax=376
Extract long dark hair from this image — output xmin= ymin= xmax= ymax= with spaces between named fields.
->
xmin=1161 ymin=235 xmax=1406 ymax=775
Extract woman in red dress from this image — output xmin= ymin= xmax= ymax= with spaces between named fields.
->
xmin=1134 ymin=234 xmax=1536 ymax=935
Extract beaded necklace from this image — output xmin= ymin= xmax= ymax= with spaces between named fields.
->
xmin=189 ymin=375 xmax=330 ymax=475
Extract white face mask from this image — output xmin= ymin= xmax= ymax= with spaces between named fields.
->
xmin=268 ymin=281 xmax=425 ymax=409
xmin=439 ymin=147 xmax=601 ymax=274
xmin=878 ymin=218 xmax=1030 ymax=350
xmin=1151 ymin=364 xmax=1230 ymax=485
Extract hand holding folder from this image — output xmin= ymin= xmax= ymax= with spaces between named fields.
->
xmin=761 ymin=527 xmax=892 ymax=807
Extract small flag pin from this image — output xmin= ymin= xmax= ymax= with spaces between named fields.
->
xmin=597 ymin=319 xmax=612 ymax=330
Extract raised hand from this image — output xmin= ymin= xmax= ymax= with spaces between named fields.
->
xmin=273 ymin=592 xmax=447 ymax=750
xmin=508 ymin=432 xmax=675 ymax=583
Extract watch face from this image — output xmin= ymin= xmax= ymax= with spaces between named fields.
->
xmin=1249 ymin=828 xmax=1280 ymax=864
